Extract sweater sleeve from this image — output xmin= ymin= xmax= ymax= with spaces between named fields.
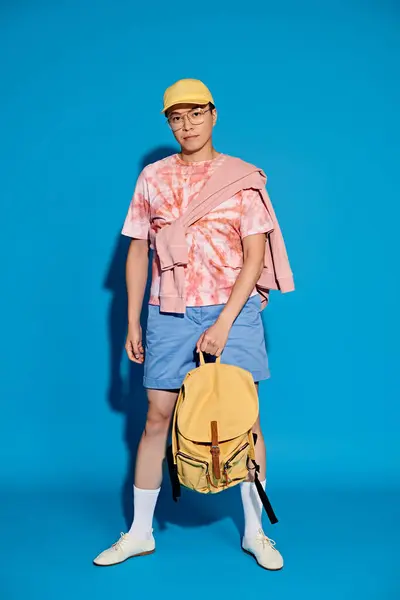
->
xmin=239 ymin=188 xmax=274 ymax=239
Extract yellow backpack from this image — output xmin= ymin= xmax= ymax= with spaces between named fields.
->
xmin=166 ymin=352 xmax=278 ymax=524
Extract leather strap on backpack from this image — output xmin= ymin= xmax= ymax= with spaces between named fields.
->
xmin=210 ymin=421 xmax=221 ymax=480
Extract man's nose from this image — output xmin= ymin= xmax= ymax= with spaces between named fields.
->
xmin=182 ymin=114 xmax=193 ymax=131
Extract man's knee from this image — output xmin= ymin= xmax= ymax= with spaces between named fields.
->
xmin=144 ymin=406 xmax=172 ymax=437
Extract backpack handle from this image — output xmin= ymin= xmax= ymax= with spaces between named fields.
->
xmin=199 ymin=351 xmax=221 ymax=366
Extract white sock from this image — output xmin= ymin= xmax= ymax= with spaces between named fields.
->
xmin=128 ymin=485 xmax=161 ymax=539
xmin=240 ymin=479 xmax=266 ymax=540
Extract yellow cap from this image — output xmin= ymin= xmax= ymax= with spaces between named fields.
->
xmin=161 ymin=78 xmax=214 ymax=114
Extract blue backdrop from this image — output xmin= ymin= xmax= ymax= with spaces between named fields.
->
xmin=1 ymin=1 xmax=399 ymax=598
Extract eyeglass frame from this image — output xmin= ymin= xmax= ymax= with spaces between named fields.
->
xmin=166 ymin=106 xmax=212 ymax=131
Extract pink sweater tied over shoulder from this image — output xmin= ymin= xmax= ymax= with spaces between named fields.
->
xmin=155 ymin=155 xmax=295 ymax=314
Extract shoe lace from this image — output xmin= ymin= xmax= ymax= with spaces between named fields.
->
xmin=257 ymin=529 xmax=277 ymax=551
xmin=112 ymin=532 xmax=129 ymax=551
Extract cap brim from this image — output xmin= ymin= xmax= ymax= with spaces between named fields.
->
xmin=161 ymin=97 xmax=212 ymax=114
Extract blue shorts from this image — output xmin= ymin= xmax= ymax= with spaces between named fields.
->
xmin=143 ymin=294 xmax=270 ymax=390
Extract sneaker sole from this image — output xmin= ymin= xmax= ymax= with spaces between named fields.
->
xmin=93 ymin=549 xmax=155 ymax=567
xmin=241 ymin=547 xmax=283 ymax=571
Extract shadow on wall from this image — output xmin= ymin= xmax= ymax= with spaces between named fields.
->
xmin=103 ymin=146 xmax=246 ymax=538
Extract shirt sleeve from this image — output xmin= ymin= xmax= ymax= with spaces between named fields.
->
xmin=239 ymin=188 xmax=274 ymax=239
xmin=121 ymin=169 xmax=150 ymax=240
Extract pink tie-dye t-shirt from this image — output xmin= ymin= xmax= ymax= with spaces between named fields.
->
xmin=121 ymin=153 xmax=274 ymax=307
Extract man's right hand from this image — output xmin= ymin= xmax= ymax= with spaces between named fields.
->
xmin=125 ymin=322 xmax=144 ymax=364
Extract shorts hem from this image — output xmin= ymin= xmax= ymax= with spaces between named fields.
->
xmin=143 ymin=376 xmax=184 ymax=390
xmin=143 ymin=368 xmax=270 ymax=390
xmin=251 ymin=369 xmax=271 ymax=383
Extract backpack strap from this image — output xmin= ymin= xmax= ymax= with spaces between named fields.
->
xmin=250 ymin=458 xmax=279 ymax=525
xmin=171 ymin=388 xmax=185 ymax=459
xmin=199 ymin=351 xmax=221 ymax=366
xmin=248 ymin=433 xmax=278 ymax=524
xmin=167 ymin=387 xmax=185 ymax=503
xmin=166 ymin=444 xmax=181 ymax=502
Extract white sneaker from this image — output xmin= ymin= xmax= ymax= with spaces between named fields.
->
xmin=242 ymin=528 xmax=284 ymax=570
xmin=93 ymin=531 xmax=155 ymax=566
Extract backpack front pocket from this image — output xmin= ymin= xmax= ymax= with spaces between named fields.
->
xmin=223 ymin=442 xmax=250 ymax=485
xmin=176 ymin=452 xmax=210 ymax=492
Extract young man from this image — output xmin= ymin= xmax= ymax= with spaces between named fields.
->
xmin=94 ymin=78 xmax=294 ymax=570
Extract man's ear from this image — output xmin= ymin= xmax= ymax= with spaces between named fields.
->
xmin=212 ymin=108 xmax=218 ymax=126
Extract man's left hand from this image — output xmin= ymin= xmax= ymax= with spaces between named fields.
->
xmin=196 ymin=318 xmax=231 ymax=357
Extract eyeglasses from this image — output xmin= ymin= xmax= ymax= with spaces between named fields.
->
xmin=167 ymin=107 xmax=211 ymax=132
